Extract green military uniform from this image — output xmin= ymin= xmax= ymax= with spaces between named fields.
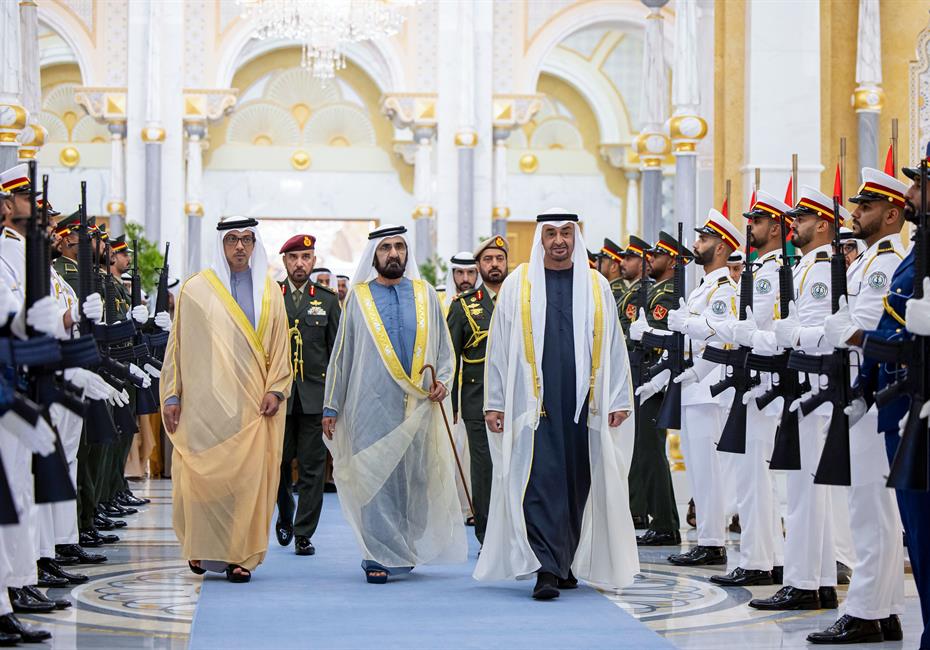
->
xmin=632 ymin=232 xmax=685 ymax=540
xmin=276 ymin=278 xmax=341 ymax=545
xmin=447 ymin=285 xmax=495 ymax=544
xmin=618 ymin=278 xmax=652 ymax=340
xmin=609 ymin=277 xmax=626 ymax=303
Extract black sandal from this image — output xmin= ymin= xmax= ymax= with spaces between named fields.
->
xmin=225 ymin=564 xmax=251 ymax=583
xmin=365 ymin=568 xmax=388 ymax=584
xmin=188 ymin=561 xmax=206 ymax=575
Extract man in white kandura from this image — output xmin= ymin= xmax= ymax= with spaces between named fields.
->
xmin=476 ymin=209 xmax=638 ymax=601
xmin=322 ymin=224 xmax=466 ymax=584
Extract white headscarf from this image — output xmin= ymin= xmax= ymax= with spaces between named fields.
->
xmin=351 ymin=224 xmax=421 ymax=286
xmin=447 ymin=250 xmax=482 ymax=292
xmin=212 ymin=217 xmax=269 ymax=323
xmin=529 ymin=207 xmax=596 ymax=422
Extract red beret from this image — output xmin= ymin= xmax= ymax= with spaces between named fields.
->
xmin=279 ymin=234 xmax=316 ymax=254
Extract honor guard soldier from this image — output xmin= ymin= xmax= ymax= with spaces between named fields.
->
xmin=628 ymin=231 xmax=687 ymax=546
xmin=595 ymin=238 xmax=626 ymax=301
xmin=806 ymin=167 xmax=910 ymax=643
xmin=446 ymin=235 xmax=509 ymax=546
xmin=275 ymin=234 xmax=341 ymax=556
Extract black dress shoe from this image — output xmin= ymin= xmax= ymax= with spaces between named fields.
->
xmin=94 ymin=529 xmax=120 ymax=544
xmin=57 ymin=543 xmax=106 ymax=564
xmin=275 ymin=517 xmax=294 ymax=547
xmin=295 ymin=536 xmax=315 ymax=556
xmin=631 ymin=515 xmax=648 ymax=529
xmin=806 ymin=614 xmax=883 ymax=644
xmin=124 ymin=489 xmax=150 ymax=505
xmin=0 ymin=613 xmax=52 ymax=642
xmin=636 ymin=529 xmax=681 ymax=546
xmin=79 ymin=530 xmax=103 ymax=548
xmin=667 ymin=545 xmax=726 ymax=566
xmin=0 ymin=630 xmax=19 ymax=646
xmin=8 ymin=588 xmax=55 ymax=614
xmin=818 ymin=586 xmax=838 ymax=609
xmin=880 ymin=614 xmax=903 ymax=641
xmin=836 ymin=561 xmax=852 ymax=585
xmin=686 ymin=499 xmax=696 ymax=528
xmin=749 ymin=586 xmax=820 ymax=610
xmin=38 ymin=557 xmax=88 ymax=585
xmin=772 ymin=565 xmax=784 ymax=585
xmin=532 ymin=572 xmax=559 ymax=600
xmin=557 ymin=571 xmax=578 ymax=590
xmin=116 ymin=490 xmax=148 ymax=507
xmin=102 ymin=502 xmax=136 ymax=517
xmin=728 ymin=515 xmax=741 ymax=534
xmin=36 ymin=568 xmax=68 ymax=588
xmin=22 ymin=585 xmax=70 ymax=611
xmin=709 ymin=567 xmax=773 ymax=587
xmin=95 ymin=513 xmax=126 ymax=529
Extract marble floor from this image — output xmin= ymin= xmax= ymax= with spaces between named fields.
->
xmin=23 ymin=479 xmax=923 ymax=649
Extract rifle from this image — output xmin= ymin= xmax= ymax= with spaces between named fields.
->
xmin=147 ymin=242 xmax=171 ymax=356
xmin=642 ymin=222 xmax=691 ymax=429
xmin=705 ymin=224 xmax=759 ymax=454
xmin=786 ymin=194 xmax=853 ymax=486
xmin=865 ymin=144 xmax=930 ymax=490
xmin=631 ymin=246 xmax=651 ymax=438
xmin=130 ymin=238 xmax=160 ymax=415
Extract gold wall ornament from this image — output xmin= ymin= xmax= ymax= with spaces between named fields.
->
xmin=0 ymin=103 xmax=28 ymax=143
xmin=667 ymin=432 xmax=685 ymax=471
xmin=411 ymin=204 xmax=434 ymax=219
xmin=184 ymin=202 xmax=205 ymax=217
xmin=519 ymin=153 xmax=539 ymax=174
xmin=852 ymin=85 xmax=885 ymax=113
xmin=290 ymin=150 xmax=311 ymax=170
xmin=669 ymin=115 xmax=708 ymax=154
xmin=59 ymin=146 xmax=81 ymax=168
xmin=141 ymin=126 xmax=166 ymax=143
xmin=492 ymin=206 xmax=511 ymax=219
xmin=454 ymin=130 xmax=478 ymax=147
xmin=106 ymin=201 xmax=126 ymax=216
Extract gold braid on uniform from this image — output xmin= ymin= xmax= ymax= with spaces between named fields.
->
xmin=288 ymin=318 xmax=304 ymax=380
xmin=461 ymin=301 xmax=488 ymax=363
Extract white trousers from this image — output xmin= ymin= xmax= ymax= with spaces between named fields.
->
xmin=784 ymin=414 xmax=836 ymax=590
xmin=843 ymin=407 xmax=904 ymax=620
xmin=48 ymin=405 xmax=82 ymax=547
xmin=0 ymin=427 xmax=38 ymax=588
xmin=730 ymin=403 xmax=784 ymax=571
xmin=680 ymin=403 xmax=727 ymax=547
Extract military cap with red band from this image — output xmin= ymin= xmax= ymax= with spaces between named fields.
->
xmin=599 ymin=237 xmax=624 ymax=262
xmin=849 ymin=167 xmax=907 ymax=209
xmin=695 ymin=208 xmax=745 ymax=250
xmin=786 ymin=185 xmax=852 ymax=223
xmin=279 ymin=234 xmax=316 ymax=254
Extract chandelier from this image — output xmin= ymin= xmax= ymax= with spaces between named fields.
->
xmin=238 ymin=0 xmax=415 ymax=82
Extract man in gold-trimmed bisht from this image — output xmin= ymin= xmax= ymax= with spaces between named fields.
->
xmin=321 ymin=224 xmax=466 ymax=584
xmin=160 ymin=217 xmax=291 ymax=583
xmin=475 ymin=209 xmax=638 ymax=600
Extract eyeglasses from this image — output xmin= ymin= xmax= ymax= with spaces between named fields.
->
xmin=223 ymin=234 xmax=255 ymax=247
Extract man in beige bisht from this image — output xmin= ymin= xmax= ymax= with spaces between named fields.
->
xmin=475 ymin=209 xmax=638 ymax=600
xmin=161 ymin=217 xmax=291 ymax=583
xmin=322 ymin=224 xmax=466 ymax=584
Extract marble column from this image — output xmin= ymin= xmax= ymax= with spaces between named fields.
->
xmin=142 ymin=0 xmax=164 ymax=242
xmin=107 ymin=122 xmax=127 ymax=236
xmin=18 ymin=0 xmax=43 ymax=164
xmin=491 ymin=127 xmax=510 ymax=238
xmin=184 ymin=123 xmax=205 ymax=273
xmin=454 ymin=0 xmax=477 ymax=251
xmin=625 ymin=170 xmax=640 ymax=239
xmin=854 ymin=0 xmax=882 ymax=174
xmin=0 ymin=0 xmax=26 ymax=171
xmin=413 ymin=126 xmax=436 ymax=263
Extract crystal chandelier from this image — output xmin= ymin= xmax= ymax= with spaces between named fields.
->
xmin=238 ymin=0 xmax=415 ymax=82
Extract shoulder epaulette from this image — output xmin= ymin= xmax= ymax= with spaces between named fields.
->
xmin=716 ymin=276 xmax=730 ymax=286
xmin=876 ymin=240 xmax=895 ymax=254
xmin=458 ymin=288 xmax=478 ymax=300
xmin=3 ymin=230 xmax=20 ymax=240
xmin=313 ymin=282 xmax=336 ymax=294
xmin=815 ymin=251 xmax=830 ymax=261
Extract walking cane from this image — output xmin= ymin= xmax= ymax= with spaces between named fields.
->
xmin=420 ymin=364 xmax=477 ymax=520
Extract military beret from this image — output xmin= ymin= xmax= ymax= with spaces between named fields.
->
xmin=279 ymin=234 xmax=316 ymax=254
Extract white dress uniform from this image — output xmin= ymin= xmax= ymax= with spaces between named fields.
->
xmin=678 ymin=264 xmax=738 ymax=548
xmin=837 ymin=232 xmax=907 ymax=620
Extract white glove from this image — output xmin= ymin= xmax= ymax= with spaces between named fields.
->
xmin=82 ymin=292 xmax=103 ymax=323
xmin=742 ymin=381 xmax=768 ymax=405
xmin=131 ymin=304 xmax=149 ymax=324
xmin=129 ymin=363 xmax=152 ymax=389
xmin=143 ymin=363 xmax=161 ymax=379
xmin=628 ymin=308 xmax=650 ymax=342
xmin=154 ymin=311 xmax=171 ymax=332
xmin=666 ymin=298 xmax=690 ymax=333
xmin=789 ymin=390 xmax=815 ymax=413
xmin=1 ymin=410 xmax=56 ymax=456
xmin=824 ymin=296 xmax=856 ymax=348
xmin=106 ymin=387 xmax=130 ymax=407
xmin=26 ymin=296 xmax=62 ymax=336
xmin=905 ymin=278 xmax=930 ymax=336
xmin=673 ymin=366 xmax=700 ymax=387
xmin=0 ymin=280 xmax=21 ymax=327
xmin=635 ymin=369 xmax=670 ymax=403
xmin=683 ymin=315 xmax=715 ymax=342
xmin=922 ymin=400 xmax=930 ymax=421
xmin=65 ymin=368 xmax=117 ymax=402
xmin=733 ymin=307 xmax=759 ymax=347
xmin=843 ymin=397 xmax=867 ymax=427
xmin=774 ymin=300 xmax=802 ymax=348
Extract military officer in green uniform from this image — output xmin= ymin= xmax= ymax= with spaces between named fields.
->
xmin=446 ymin=235 xmax=509 ymax=545
xmin=595 ymin=238 xmax=627 ymax=300
xmin=628 ymin=231 xmax=688 ymax=546
xmin=275 ymin=234 xmax=341 ymax=556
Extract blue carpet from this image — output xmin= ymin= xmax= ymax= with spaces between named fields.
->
xmin=190 ymin=493 xmax=672 ymax=649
